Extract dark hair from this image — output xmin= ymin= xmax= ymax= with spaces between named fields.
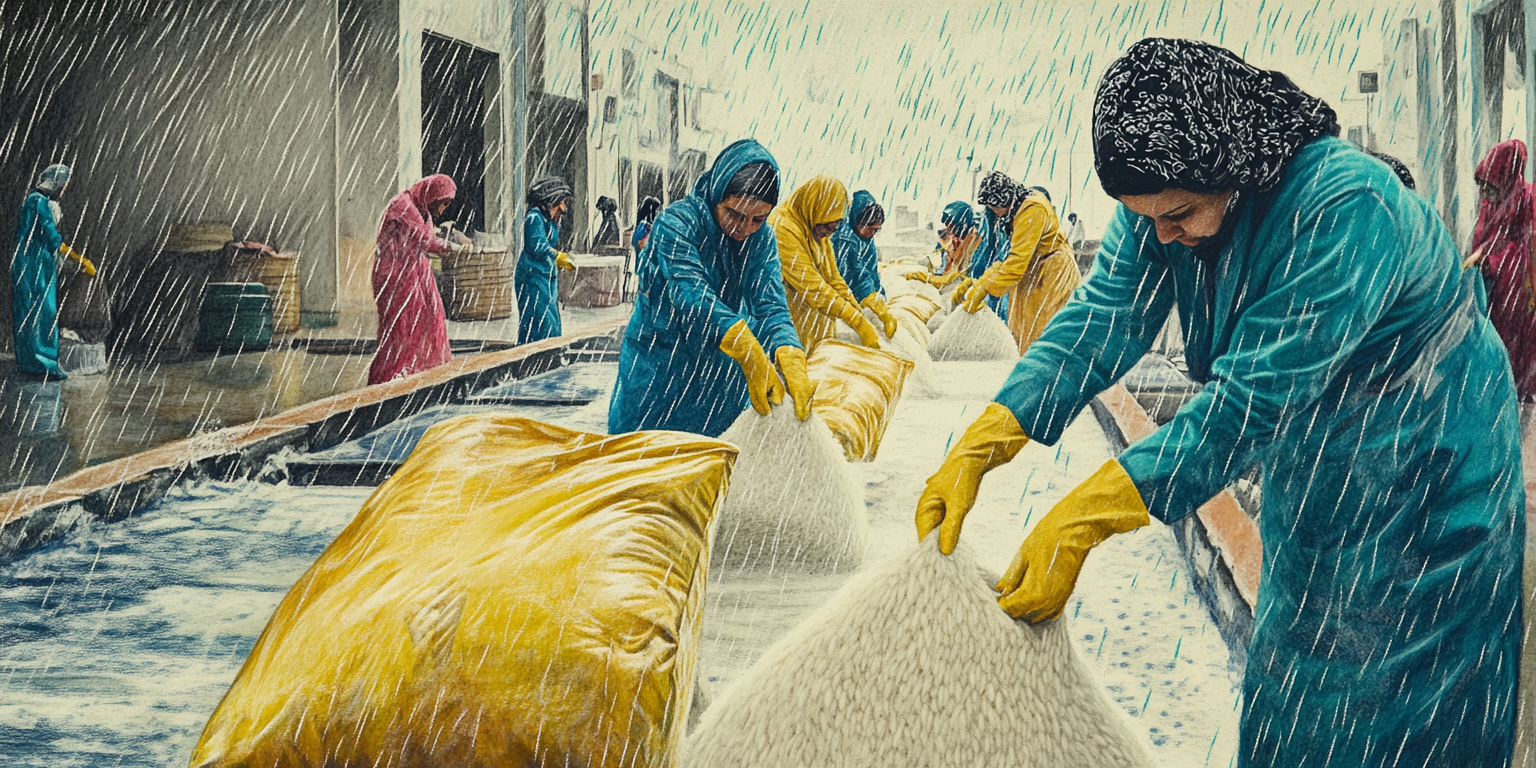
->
xmin=855 ymin=202 xmax=885 ymax=228
xmin=595 ymin=195 xmax=617 ymax=212
xmin=1369 ymin=152 xmax=1417 ymax=190
xmin=721 ymin=162 xmax=779 ymax=205
xmin=637 ymin=195 xmax=662 ymax=223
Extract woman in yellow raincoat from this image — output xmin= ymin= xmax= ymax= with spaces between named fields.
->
xmin=770 ymin=175 xmax=886 ymax=352
xmin=961 ymin=172 xmax=1082 ymax=353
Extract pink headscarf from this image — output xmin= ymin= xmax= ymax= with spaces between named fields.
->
xmin=1473 ymin=140 xmax=1532 ymax=257
xmin=407 ymin=174 xmax=457 ymax=219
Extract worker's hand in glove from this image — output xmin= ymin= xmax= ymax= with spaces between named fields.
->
xmin=861 ymin=293 xmax=899 ymax=338
xmin=927 ymin=271 xmax=962 ymax=289
xmin=720 ymin=319 xmax=784 ymax=415
xmin=915 ymin=402 xmax=1030 ymax=553
xmin=60 ymin=245 xmax=96 ymax=277
xmin=555 ymin=252 xmax=577 ymax=271
xmin=949 ymin=277 xmax=973 ymax=305
xmin=848 ymin=312 xmax=883 ymax=349
xmin=995 ymin=460 xmax=1150 ymax=622
xmin=962 ymin=276 xmax=1000 ymax=313
xmin=775 ymin=345 xmax=817 ymax=420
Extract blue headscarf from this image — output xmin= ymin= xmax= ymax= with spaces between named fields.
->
xmin=693 ymin=139 xmax=779 ymax=217
xmin=844 ymin=190 xmax=880 ymax=237
xmin=942 ymin=201 xmax=978 ymax=237
xmin=36 ymin=164 xmax=71 ymax=198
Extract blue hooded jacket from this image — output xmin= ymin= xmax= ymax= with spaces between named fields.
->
xmin=829 ymin=190 xmax=883 ymax=302
xmin=608 ymin=139 xmax=802 ymax=437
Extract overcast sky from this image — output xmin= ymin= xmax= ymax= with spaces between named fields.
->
xmin=592 ymin=0 xmax=1433 ymax=233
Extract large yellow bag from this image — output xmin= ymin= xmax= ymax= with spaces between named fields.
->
xmin=808 ymin=340 xmax=913 ymax=462
xmin=888 ymin=292 xmax=942 ymax=323
xmin=191 ymin=414 xmax=737 ymax=768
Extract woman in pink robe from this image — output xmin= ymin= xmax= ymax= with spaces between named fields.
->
xmin=368 ymin=174 xmax=457 ymax=385
xmin=1472 ymin=140 xmax=1536 ymax=398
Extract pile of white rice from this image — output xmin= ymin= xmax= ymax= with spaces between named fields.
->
xmin=929 ymin=307 xmax=1019 ymax=361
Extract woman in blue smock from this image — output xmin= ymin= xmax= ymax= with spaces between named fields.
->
xmin=516 ymin=176 xmax=576 ymax=345
xmin=609 ymin=139 xmax=815 ymax=438
xmin=13 ymin=164 xmax=90 ymax=379
xmin=917 ymin=39 xmax=1523 ymax=767
xmin=828 ymin=191 xmax=898 ymax=336
xmin=631 ymin=195 xmax=661 ymax=254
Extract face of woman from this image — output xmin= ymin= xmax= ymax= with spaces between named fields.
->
xmin=986 ymin=204 xmax=1009 ymax=217
xmin=429 ymin=199 xmax=451 ymax=219
xmin=549 ymin=199 xmax=570 ymax=221
xmin=855 ymin=222 xmax=882 ymax=239
xmin=811 ymin=221 xmax=839 ymax=240
xmin=1480 ymin=180 xmax=1504 ymax=204
xmin=714 ymin=196 xmax=773 ymax=241
xmin=1119 ymin=188 xmax=1236 ymax=247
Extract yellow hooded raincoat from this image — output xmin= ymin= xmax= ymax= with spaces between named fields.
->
xmin=769 ymin=176 xmax=866 ymax=350
xmin=979 ymin=191 xmax=1083 ymax=353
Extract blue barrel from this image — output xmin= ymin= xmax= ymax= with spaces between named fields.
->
xmin=196 ymin=282 xmax=273 ymax=352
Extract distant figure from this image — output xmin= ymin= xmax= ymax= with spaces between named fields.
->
xmin=1469 ymin=139 xmax=1536 ymax=397
xmin=964 ymin=171 xmax=1082 ymax=353
xmin=517 ymin=176 xmax=576 ymax=345
xmin=369 ymin=174 xmax=460 ymax=385
xmin=593 ymin=195 xmax=621 ymax=247
xmin=632 ymin=195 xmax=662 ymax=254
xmin=1065 ymin=212 xmax=1086 ymax=250
xmin=13 ymin=164 xmax=92 ymax=380
xmin=1370 ymin=151 xmax=1417 ymax=190
xmin=771 ymin=175 xmax=882 ymax=351
xmin=830 ymin=190 xmax=898 ymax=338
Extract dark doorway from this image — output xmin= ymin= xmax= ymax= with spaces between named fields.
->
xmin=638 ymin=162 xmax=665 ymax=207
xmin=422 ymin=33 xmax=497 ymax=234
xmin=617 ymin=157 xmax=634 ymax=222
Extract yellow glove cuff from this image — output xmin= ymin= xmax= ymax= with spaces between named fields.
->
xmin=719 ymin=318 xmax=755 ymax=360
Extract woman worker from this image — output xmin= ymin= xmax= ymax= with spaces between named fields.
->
xmin=771 ymin=175 xmax=885 ymax=351
xmin=916 ymin=39 xmax=1523 ymax=767
xmin=368 ymin=174 xmax=463 ymax=385
xmin=608 ymin=139 xmax=815 ymax=438
xmin=517 ymin=176 xmax=577 ymax=345
xmin=1465 ymin=139 xmax=1536 ymax=398
xmin=13 ymin=164 xmax=94 ymax=380
xmin=829 ymin=190 xmax=900 ymax=336
xmin=961 ymin=171 xmax=1083 ymax=353
xmin=632 ymin=195 xmax=662 ymax=255
xmin=926 ymin=200 xmax=982 ymax=292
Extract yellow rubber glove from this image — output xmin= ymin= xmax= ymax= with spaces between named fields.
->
xmin=775 ymin=346 xmax=817 ymax=420
xmin=861 ymin=293 xmax=899 ymax=338
xmin=555 ymin=252 xmax=577 ymax=271
xmin=837 ymin=306 xmax=882 ymax=349
xmin=961 ymin=277 xmax=996 ymax=313
xmin=720 ymin=319 xmax=784 ymax=415
xmin=949 ymin=276 xmax=973 ymax=305
xmin=995 ymin=460 xmax=1150 ymax=622
xmin=927 ymin=271 xmax=963 ymax=289
xmin=60 ymin=245 xmax=96 ymax=277
xmin=915 ymin=403 xmax=1029 ymax=554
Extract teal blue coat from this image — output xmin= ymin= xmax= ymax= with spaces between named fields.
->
xmin=516 ymin=208 xmax=561 ymax=344
xmin=831 ymin=190 xmax=883 ymax=302
xmin=997 ymin=137 xmax=1523 ymax=767
xmin=12 ymin=192 xmax=66 ymax=377
xmin=971 ymin=208 xmax=1008 ymax=316
xmin=608 ymin=139 xmax=802 ymax=437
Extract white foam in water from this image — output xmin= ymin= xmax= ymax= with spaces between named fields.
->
xmin=929 ymin=306 xmax=1019 ymax=361
xmin=714 ymin=406 xmax=868 ymax=575
xmin=684 ymin=537 xmax=1157 ymax=768
xmin=835 ymin=316 xmax=942 ymax=400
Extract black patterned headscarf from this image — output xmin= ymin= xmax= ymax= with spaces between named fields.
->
xmin=977 ymin=171 xmax=1023 ymax=209
xmin=1093 ymin=38 xmax=1340 ymax=197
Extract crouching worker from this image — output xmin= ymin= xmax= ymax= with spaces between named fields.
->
xmin=608 ymin=139 xmax=815 ymax=437
xmin=830 ymin=190 xmax=899 ymax=338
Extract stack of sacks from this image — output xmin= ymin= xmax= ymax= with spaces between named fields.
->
xmin=807 ymin=340 xmax=913 ymax=462
xmin=929 ymin=305 xmax=1020 ymax=361
xmin=714 ymin=406 xmax=868 ymax=575
xmin=683 ymin=538 xmax=1156 ymax=768
xmin=191 ymin=415 xmax=737 ymax=768
xmin=834 ymin=313 xmax=942 ymax=399
xmin=888 ymin=293 xmax=944 ymax=345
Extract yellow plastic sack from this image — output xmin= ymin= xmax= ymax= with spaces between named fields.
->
xmin=888 ymin=293 xmax=942 ymax=324
xmin=808 ymin=340 xmax=913 ymax=461
xmin=191 ymin=414 xmax=738 ymax=768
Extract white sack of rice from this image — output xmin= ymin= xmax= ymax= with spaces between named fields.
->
xmin=835 ymin=315 xmax=942 ymax=400
xmin=713 ymin=406 xmax=868 ymax=575
xmin=929 ymin=306 xmax=1020 ymax=361
xmin=683 ymin=536 xmax=1156 ymax=768
xmin=927 ymin=310 xmax=947 ymax=333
